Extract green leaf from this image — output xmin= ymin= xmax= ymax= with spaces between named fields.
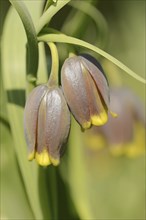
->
xmin=1 ymin=1 xmax=51 ymax=219
xmin=38 ymin=33 xmax=146 ymax=84
xmin=64 ymin=1 xmax=108 ymax=48
xmin=9 ymin=0 xmax=38 ymax=80
xmin=36 ymin=0 xmax=71 ymax=34
xmin=1 ymin=122 xmax=34 ymax=219
xmin=1 ymin=61 xmax=34 ymax=219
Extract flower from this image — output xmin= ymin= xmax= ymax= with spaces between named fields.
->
xmin=61 ymin=54 xmax=111 ymax=129
xmin=24 ymin=85 xmax=70 ymax=166
xmin=84 ymin=87 xmax=145 ymax=158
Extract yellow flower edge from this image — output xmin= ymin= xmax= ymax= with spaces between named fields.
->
xmin=28 ymin=148 xmax=60 ymax=166
xmin=35 ymin=149 xmax=51 ymax=166
xmin=91 ymin=111 xmax=108 ymax=126
xmin=82 ymin=120 xmax=91 ymax=129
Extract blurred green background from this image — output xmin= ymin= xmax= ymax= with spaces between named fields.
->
xmin=0 ymin=0 xmax=145 ymax=219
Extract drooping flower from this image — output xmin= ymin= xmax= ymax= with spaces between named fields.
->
xmin=24 ymin=85 xmax=70 ymax=166
xmin=61 ymin=54 xmax=112 ymax=129
xmin=84 ymin=87 xmax=145 ymax=157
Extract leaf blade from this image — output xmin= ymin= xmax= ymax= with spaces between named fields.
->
xmin=38 ymin=33 xmax=146 ymax=84
xmin=9 ymin=0 xmax=38 ymax=79
xmin=1 ymin=2 xmax=51 ymax=219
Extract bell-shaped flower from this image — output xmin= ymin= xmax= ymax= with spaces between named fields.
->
xmin=85 ymin=87 xmax=145 ymax=157
xmin=24 ymin=85 xmax=70 ymax=166
xmin=102 ymin=88 xmax=145 ymax=141
xmin=61 ymin=54 xmax=111 ymax=129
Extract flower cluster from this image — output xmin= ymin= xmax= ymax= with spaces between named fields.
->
xmin=24 ymin=54 xmax=112 ymax=166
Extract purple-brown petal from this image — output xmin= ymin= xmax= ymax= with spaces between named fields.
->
xmin=81 ymin=63 xmax=108 ymax=126
xmin=36 ymin=92 xmax=48 ymax=154
xmin=24 ymin=85 xmax=48 ymax=155
xmin=80 ymin=56 xmax=110 ymax=108
xmin=45 ymin=87 xmax=70 ymax=164
xmin=61 ymin=57 xmax=91 ymax=129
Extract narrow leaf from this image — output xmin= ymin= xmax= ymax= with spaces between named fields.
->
xmin=36 ymin=0 xmax=70 ymax=34
xmin=9 ymin=0 xmax=38 ymax=80
xmin=1 ymin=2 xmax=51 ymax=219
xmin=38 ymin=33 xmax=146 ymax=84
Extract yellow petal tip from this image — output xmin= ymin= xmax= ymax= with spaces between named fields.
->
xmin=110 ymin=111 xmax=118 ymax=118
xmin=82 ymin=121 xmax=91 ymax=129
xmin=35 ymin=149 xmax=51 ymax=166
xmin=28 ymin=151 xmax=35 ymax=161
xmin=91 ymin=112 xmax=108 ymax=126
xmin=50 ymin=156 xmax=60 ymax=166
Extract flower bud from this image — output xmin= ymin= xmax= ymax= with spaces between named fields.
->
xmin=61 ymin=55 xmax=110 ymax=129
xmin=24 ymin=85 xmax=70 ymax=166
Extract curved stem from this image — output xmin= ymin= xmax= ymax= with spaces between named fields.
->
xmin=47 ymin=42 xmax=59 ymax=86
xmin=67 ymin=1 xmax=108 ymax=47
xmin=38 ymin=34 xmax=146 ymax=84
xmin=36 ymin=0 xmax=70 ymax=34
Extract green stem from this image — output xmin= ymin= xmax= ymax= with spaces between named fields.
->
xmin=47 ymin=42 xmax=59 ymax=86
xmin=46 ymin=167 xmax=58 ymax=220
xmin=43 ymin=0 xmax=53 ymax=12
xmin=69 ymin=1 xmax=108 ymax=47
xmin=38 ymin=34 xmax=146 ymax=84
xmin=51 ymin=167 xmax=58 ymax=220
xmin=36 ymin=0 xmax=70 ymax=34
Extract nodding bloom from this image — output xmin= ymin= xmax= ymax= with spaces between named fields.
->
xmin=84 ymin=88 xmax=145 ymax=157
xmin=24 ymin=85 xmax=70 ymax=166
xmin=61 ymin=54 xmax=112 ymax=129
